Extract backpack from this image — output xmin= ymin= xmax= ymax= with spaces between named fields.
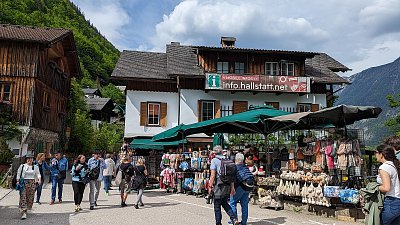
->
xmin=237 ymin=164 xmax=255 ymax=192
xmin=219 ymin=158 xmax=237 ymax=184
xmin=88 ymin=161 xmax=100 ymax=180
xmin=12 ymin=165 xmax=24 ymax=189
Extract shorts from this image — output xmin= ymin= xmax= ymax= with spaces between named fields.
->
xmin=119 ymin=179 xmax=131 ymax=193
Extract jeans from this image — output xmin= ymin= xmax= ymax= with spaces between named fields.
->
xmin=51 ymin=176 xmax=64 ymax=201
xmin=103 ymin=176 xmax=112 ymax=192
xmin=36 ymin=178 xmax=44 ymax=202
xmin=72 ymin=181 xmax=86 ymax=205
xmin=89 ymin=180 xmax=101 ymax=207
xmin=230 ymin=186 xmax=249 ymax=225
xmin=136 ymin=188 xmax=144 ymax=205
xmin=381 ymin=196 xmax=400 ymax=225
xmin=214 ymin=195 xmax=236 ymax=225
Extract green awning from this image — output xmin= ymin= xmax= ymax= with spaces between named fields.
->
xmin=130 ymin=138 xmax=186 ymax=150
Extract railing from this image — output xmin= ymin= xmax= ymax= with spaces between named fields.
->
xmin=279 ymin=107 xmax=297 ymax=113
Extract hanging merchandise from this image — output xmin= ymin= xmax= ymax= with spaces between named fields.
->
xmin=323 ymin=186 xmax=341 ymax=198
xmin=339 ymin=189 xmax=360 ymax=204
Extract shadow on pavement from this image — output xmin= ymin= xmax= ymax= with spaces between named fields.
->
xmin=248 ymin=217 xmax=287 ymax=225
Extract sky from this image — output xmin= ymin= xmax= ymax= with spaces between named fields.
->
xmin=71 ymin=0 xmax=400 ymax=77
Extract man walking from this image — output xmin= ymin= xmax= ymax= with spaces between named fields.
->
xmin=49 ymin=151 xmax=68 ymax=204
xmin=103 ymin=154 xmax=116 ymax=195
xmin=88 ymin=150 xmax=106 ymax=210
xmin=209 ymin=145 xmax=239 ymax=225
xmin=230 ymin=153 xmax=254 ymax=225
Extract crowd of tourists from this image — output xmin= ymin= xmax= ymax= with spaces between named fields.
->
xmin=14 ymin=150 xmax=147 ymax=220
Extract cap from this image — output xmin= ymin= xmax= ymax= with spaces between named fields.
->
xmin=25 ymin=154 xmax=34 ymax=158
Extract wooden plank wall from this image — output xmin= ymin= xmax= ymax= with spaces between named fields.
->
xmin=0 ymin=42 xmax=39 ymax=77
xmin=198 ymin=52 xmax=304 ymax=76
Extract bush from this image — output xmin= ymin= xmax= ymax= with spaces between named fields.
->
xmin=0 ymin=138 xmax=14 ymax=165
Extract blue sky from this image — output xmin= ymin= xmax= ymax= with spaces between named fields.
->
xmin=71 ymin=0 xmax=400 ymax=76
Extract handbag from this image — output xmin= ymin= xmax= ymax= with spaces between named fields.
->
xmin=115 ymin=170 xmax=123 ymax=186
xmin=82 ymin=175 xmax=91 ymax=185
xmin=131 ymin=166 xmax=147 ymax=191
xmin=14 ymin=165 xmax=25 ymax=190
xmin=57 ymin=162 xmax=67 ymax=180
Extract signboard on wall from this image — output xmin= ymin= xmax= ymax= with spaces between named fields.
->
xmin=205 ymin=73 xmax=311 ymax=93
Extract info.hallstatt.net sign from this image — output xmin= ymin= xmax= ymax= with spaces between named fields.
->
xmin=205 ymin=73 xmax=311 ymax=93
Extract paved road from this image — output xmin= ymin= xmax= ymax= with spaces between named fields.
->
xmin=0 ymin=182 xmax=361 ymax=225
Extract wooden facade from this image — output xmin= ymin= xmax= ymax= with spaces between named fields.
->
xmin=0 ymin=31 xmax=79 ymax=133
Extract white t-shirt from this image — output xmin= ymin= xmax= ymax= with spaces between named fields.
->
xmin=17 ymin=164 xmax=41 ymax=181
xmin=377 ymin=161 xmax=400 ymax=198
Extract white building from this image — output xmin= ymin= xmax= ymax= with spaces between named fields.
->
xmin=111 ymin=37 xmax=349 ymax=144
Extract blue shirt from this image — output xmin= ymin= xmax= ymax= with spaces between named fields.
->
xmin=50 ymin=157 xmax=69 ymax=177
xmin=70 ymin=163 xmax=88 ymax=182
xmin=34 ymin=160 xmax=50 ymax=178
xmin=210 ymin=155 xmax=225 ymax=177
xmin=88 ymin=157 xmax=107 ymax=181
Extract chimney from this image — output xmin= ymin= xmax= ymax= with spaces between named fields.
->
xmin=220 ymin=37 xmax=236 ymax=48
xmin=170 ymin=41 xmax=180 ymax=46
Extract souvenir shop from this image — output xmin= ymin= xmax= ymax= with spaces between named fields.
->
xmin=254 ymin=128 xmax=367 ymax=212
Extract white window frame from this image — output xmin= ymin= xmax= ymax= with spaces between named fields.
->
xmin=201 ymin=101 xmax=215 ymax=121
xmin=265 ymin=62 xmax=279 ymax=75
xmin=147 ymin=102 xmax=161 ymax=126
xmin=234 ymin=62 xmax=245 ymax=74
xmin=282 ymin=63 xmax=295 ymax=76
xmin=217 ymin=61 xmax=229 ymax=74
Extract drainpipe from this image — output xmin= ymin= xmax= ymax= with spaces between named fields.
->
xmin=177 ymin=76 xmax=181 ymax=124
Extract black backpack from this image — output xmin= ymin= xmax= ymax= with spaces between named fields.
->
xmin=219 ymin=158 xmax=237 ymax=184
xmin=88 ymin=161 xmax=100 ymax=180
xmin=12 ymin=165 xmax=24 ymax=189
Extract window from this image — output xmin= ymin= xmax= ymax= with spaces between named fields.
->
xmin=147 ymin=103 xmax=160 ymax=125
xmin=0 ymin=83 xmax=11 ymax=102
xmin=265 ymin=62 xmax=279 ymax=75
xmin=265 ymin=102 xmax=280 ymax=110
xmin=43 ymin=91 xmax=50 ymax=108
xmin=235 ymin=62 xmax=245 ymax=74
xmin=201 ymin=101 xmax=215 ymax=121
xmin=57 ymin=100 xmax=63 ymax=112
xmin=297 ymin=103 xmax=311 ymax=112
xmin=282 ymin=63 xmax=295 ymax=76
xmin=217 ymin=61 xmax=229 ymax=74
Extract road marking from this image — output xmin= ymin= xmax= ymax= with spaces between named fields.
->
xmin=307 ymin=220 xmax=329 ymax=225
xmin=159 ymin=196 xmax=279 ymax=225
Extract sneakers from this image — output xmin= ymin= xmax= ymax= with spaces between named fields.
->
xmin=105 ymin=192 xmax=109 ymax=196
xmin=134 ymin=204 xmax=139 ymax=209
xmin=90 ymin=206 xmax=94 ymax=210
xmin=78 ymin=205 xmax=82 ymax=211
xmin=21 ymin=212 xmax=27 ymax=220
xmin=59 ymin=200 xmax=62 ymax=204
xmin=36 ymin=201 xmax=41 ymax=205
xmin=121 ymin=202 xmax=127 ymax=207
xmin=94 ymin=201 xmax=98 ymax=206
xmin=75 ymin=206 xmax=79 ymax=212
xmin=139 ymin=203 xmax=144 ymax=207
xmin=49 ymin=201 xmax=54 ymax=205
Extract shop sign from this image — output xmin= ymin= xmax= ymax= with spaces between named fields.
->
xmin=205 ymin=73 xmax=311 ymax=93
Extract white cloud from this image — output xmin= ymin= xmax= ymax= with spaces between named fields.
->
xmin=71 ymin=0 xmax=130 ymax=50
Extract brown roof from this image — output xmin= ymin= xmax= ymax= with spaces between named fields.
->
xmin=112 ymin=43 xmax=350 ymax=84
xmin=111 ymin=50 xmax=168 ymax=80
xmin=0 ymin=24 xmax=71 ymax=44
xmin=85 ymin=98 xmax=114 ymax=111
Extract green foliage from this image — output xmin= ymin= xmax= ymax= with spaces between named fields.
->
xmin=0 ymin=0 xmax=120 ymax=82
xmin=385 ymin=94 xmax=400 ymax=135
xmin=0 ymin=137 xmax=14 ymax=164
xmin=0 ymin=104 xmax=22 ymax=141
xmin=69 ymin=109 xmax=94 ymax=155
xmin=93 ymin=123 xmax=124 ymax=153
xmin=101 ymin=84 xmax=125 ymax=105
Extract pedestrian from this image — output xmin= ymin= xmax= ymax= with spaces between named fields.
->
xmin=230 ymin=153 xmax=254 ymax=225
xmin=385 ymin=135 xmax=400 ymax=160
xmin=103 ymin=153 xmax=116 ymax=195
xmin=119 ymin=156 xmax=135 ymax=207
xmin=34 ymin=153 xmax=49 ymax=204
xmin=71 ymin=155 xmax=88 ymax=212
xmin=209 ymin=145 xmax=239 ymax=225
xmin=376 ymin=144 xmax=400 ymax=225
xmin=17 ymin=154 xmax=41 ymax=220
xmin=133 ymin=158 xmax=147 ymax=209
xmin=87 ymin=150 xmax=106 ymax=210
xmin=49 ymin=151 xmax=68 ymax=204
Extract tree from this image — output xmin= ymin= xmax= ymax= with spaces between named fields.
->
xmin=93 ymin=123 xmax=124 ymax=153
xmin=0 ymin=103 xmax=22 ymax=164
xmin=100 ymin=83 xmax=125 ymax=105
xmin=385 ymin=93 xmax=400 ymax=135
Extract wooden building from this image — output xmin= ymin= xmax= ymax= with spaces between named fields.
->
xmin=111 ymin=37 xmax=350 ymax=145
xmin=0 ymin=25 xmax=80 ymax=156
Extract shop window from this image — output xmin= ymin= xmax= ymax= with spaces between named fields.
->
xmin=147 ymin=102 xmax=160 ymax=126
xmin=265 ymin=62 xmax=279 ymax=75
xmin=282 ymin=63 xmax=295 ymax=76
xmin=217 ymin=61 xmax=229 ymax=74
xmin=265 ymin=102 xmax=280 ymax=110
xmin=197 ymin=100 xmax=220 ymax=122
xmin=234 ymin=62 xmax=245 ymax=74
xmin=297 ymin=103 xmax=311 ymax=112
xmin=0 ymin=83 xmax=11 ymax=102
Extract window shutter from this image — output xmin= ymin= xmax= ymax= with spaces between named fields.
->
xmin=214 ymin=100 xmax=221 ymax=118
xmin=311 ymin=104 xmax=319 ymax=112
xmin=160 ymin=102 xmax=167 ymax=127
xmin=233 ymin=101 xmax=248 ymax=114
xmin=140 ymin=102 xmax=147 ymax=126
xmin=198 ymin=100 xmax=202 ymax=122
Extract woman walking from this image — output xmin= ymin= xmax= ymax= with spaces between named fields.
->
xmin=119 ymin=157 xmax=134 ymax=207
xmin=133 ymin=158 xmax=147 ymax=209
xmin=376 ymin=144 xmax=400 ymax=225
xmin=34 ymin=153 xmax=49 ymax=204
xmin=103 ymin=154 xmax=116 ymax=195
xmin=17 ymin=154 xmax=41 ymax=220
xmin=71 ymin=155 xmax=88 ymax=212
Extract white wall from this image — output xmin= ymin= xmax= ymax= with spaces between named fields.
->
xmin=125 ymin=89 xmax=327 ymax=138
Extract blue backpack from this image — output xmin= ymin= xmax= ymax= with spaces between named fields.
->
xmin=237 ymin=164 xmax=255 ymax=192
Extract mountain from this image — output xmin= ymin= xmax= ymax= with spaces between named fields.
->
xmin=336 ymin=57 xmax=400 ymax=145
xmin=0 ymin=0 xmax=120 ymax=85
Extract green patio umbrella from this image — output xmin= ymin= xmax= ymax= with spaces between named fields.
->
xmin=131 ymin=137 xmax=186 ymax=150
